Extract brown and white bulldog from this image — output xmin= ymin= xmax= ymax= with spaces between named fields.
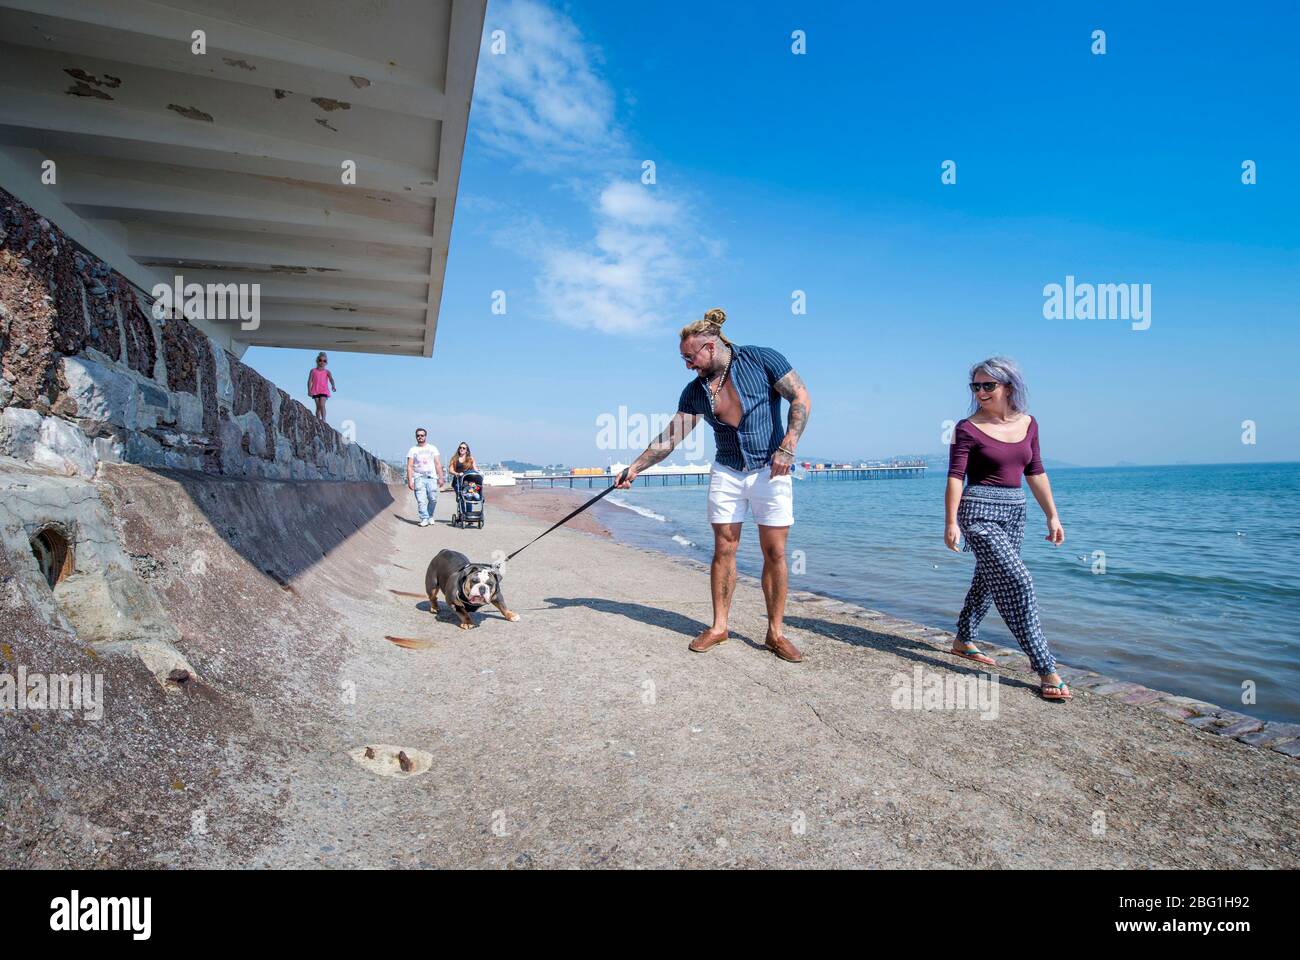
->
xmin=425 ymin=549 xmax=518 ymax=630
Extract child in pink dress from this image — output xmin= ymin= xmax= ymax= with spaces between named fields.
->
xmin=307 ymin=352 xmax=337 ymax=421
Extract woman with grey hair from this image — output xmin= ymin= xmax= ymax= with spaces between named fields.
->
xmin=944 ymin=357 xmax=1071 ymax=701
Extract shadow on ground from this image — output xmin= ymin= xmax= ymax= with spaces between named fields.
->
xmin=541 ymin=595 xmax=770 ymax=648
xmin=786 ymin=614 xmax=1040 ymax=692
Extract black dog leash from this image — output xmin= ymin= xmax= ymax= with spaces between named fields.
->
xmin=504 ymin=469 xmax=629 ymax=562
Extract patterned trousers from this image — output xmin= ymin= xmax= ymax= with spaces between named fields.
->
xmin=956 ymin=486 xmax=1056 ymax=675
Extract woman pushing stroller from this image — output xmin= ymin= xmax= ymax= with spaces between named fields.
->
xmin=449 ymin=442 xmax=485 ymax=529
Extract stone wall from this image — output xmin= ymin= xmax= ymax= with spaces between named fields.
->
xmin=0 ymin=187 xmax=394 ymax=482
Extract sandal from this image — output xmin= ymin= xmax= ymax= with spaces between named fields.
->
xmin=688 ymin=630 xmax=729 ymax=654
xmin=1040 ymin=680 xmax=1072 ymax=701
xmin=950 ymin=643 xmax=997 ymax=667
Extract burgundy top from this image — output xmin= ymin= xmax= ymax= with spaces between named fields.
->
xmin=947 ymin=417 xmax=1045 ymax=488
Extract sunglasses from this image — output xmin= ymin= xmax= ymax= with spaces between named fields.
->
xmin=969 ymin=381 xmax=1001 ymax=394
xmin=681 ymin=342 xmax=711 ymax=364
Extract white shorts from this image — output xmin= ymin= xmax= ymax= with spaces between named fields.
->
xmin=707 ymin=463 xmax=794 ymax=527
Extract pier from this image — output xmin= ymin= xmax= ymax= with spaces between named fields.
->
xmin=805 ymin=464 xmax=927 ymax=480
xmin=516 ymin=472 xmax=709 ymax=489
xmin=513 ymin=463 xmax=927 ymax=489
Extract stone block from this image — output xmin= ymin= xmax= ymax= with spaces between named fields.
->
xmin=212 ymin=346 xmax=234 ymax=410
xmin=138 ymin=381 xmax=169 ymax=409
xmin=34 ymin=415 xmax=97 ymax=478
xmin=1157 ymin=695 xmax=1220 ymax=717
xmin=173 ymin=391 xmax=204 ymax=433
xmin=219 ymin=417 xmax=245 ymax=473
xmin=1091 ymin=681 xmax=1144 ymax=697
xmin=93 ymin=435 xmax=124 ymax=463
xmin=0 ymin=406 xmax=41 ymax=458
xmin=1186 ymin=713 xmax=1264 ymax=737
xmin=1237 ymin=723 xmax=1300 ymax=748
xmin=1217 ymin=717 xmax=1265 ymax=738
xmin=125 ymin=431 xmax=167 ymax=466
xmin=60 ymin=356 xmax=138 ymax=428
xmin=1149 ymin=703 xmax=1196 ymax=720
xmin=1113 ymin=687 xmax=1167 ymax=706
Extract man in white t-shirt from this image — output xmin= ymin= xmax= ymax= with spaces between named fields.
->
xmin=405 ymin=428 xmax=445 ymax=527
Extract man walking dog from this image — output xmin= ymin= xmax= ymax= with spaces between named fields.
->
xmin=617 ymin=309 xmax=812 ymax=662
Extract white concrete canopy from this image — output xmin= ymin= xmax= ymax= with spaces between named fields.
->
xmin=0 ymin=0 xmax=486 ymax=357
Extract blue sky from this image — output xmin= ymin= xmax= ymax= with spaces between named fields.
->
xmin=247 ymin=0 xmax=1299 ymax=468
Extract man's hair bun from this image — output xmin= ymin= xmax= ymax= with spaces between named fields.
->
xmin=680 ymin=307 xmax=732 ymax=345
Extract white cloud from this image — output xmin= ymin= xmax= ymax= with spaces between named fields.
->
xmin=597 ymin=181 xmax=681 ymax=226
xmin=534 ymin=181 xmax=699 ymax=335
xmin=475 ymin=0 xmax=622 ymax=168
xmin=472 ymin=0 xmax=718 ymax=337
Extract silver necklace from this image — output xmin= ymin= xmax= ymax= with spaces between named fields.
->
xmin=707 ymin=347 xmax=732 ymax=413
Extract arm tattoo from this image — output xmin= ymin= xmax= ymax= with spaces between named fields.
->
xmin=787 ymin=399 xmax=809 ymax=438
xmin=774 ymin=370 xmax=810 ymax=444
xmin=774 ymin=369 xmax=805 ymax=401
xmin=634 ymin=413 xmax=699 ymax=470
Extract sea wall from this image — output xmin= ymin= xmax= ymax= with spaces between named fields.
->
xmin=0 ymin=187 xmax=394 ymax=482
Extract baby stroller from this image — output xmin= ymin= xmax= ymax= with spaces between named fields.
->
xmin=451 ymin=469 xmax=485 ymax=529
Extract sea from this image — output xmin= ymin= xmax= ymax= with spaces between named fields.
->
xmin=597 ymin=462 xmax=1300 ymax=725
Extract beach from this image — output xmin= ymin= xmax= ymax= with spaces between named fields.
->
xmin=593 ymin=464 xmax=1300 ymax=726
xmin=487 ymin=483 xmax=614 ymax=539
xmin=3 ymin=467 xmax=1296 ymax=869
xmin=476 ymin=486 xmax=1300 ymax=866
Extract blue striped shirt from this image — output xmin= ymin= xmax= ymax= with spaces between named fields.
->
xmin=678 ymin=343 xmax=793 ymax=471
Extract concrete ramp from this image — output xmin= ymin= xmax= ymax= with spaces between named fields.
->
xmin=1 ymin=461 xmax=400 ymax=867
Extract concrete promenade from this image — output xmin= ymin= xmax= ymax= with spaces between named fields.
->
xmin=1 ymin=468 xmax=1295 ymax=868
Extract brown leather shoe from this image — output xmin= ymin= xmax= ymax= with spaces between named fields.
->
xmin=689 ymin=629 xmax=729 ymax=653
xmin=765 ymin=634 xmax=803 ymax=663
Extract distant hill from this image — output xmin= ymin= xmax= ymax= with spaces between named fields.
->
xmin=499 ymin=460 xmax=569 ymax=473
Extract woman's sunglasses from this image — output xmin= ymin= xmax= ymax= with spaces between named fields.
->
xmin=969 ymin=381 xmax=1000 ymax=394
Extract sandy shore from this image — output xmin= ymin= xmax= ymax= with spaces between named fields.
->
xmin=495 ymin=485 xmax=1300 ymax=758
xmin=487 ymin=484 xmax=612 ymax=539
